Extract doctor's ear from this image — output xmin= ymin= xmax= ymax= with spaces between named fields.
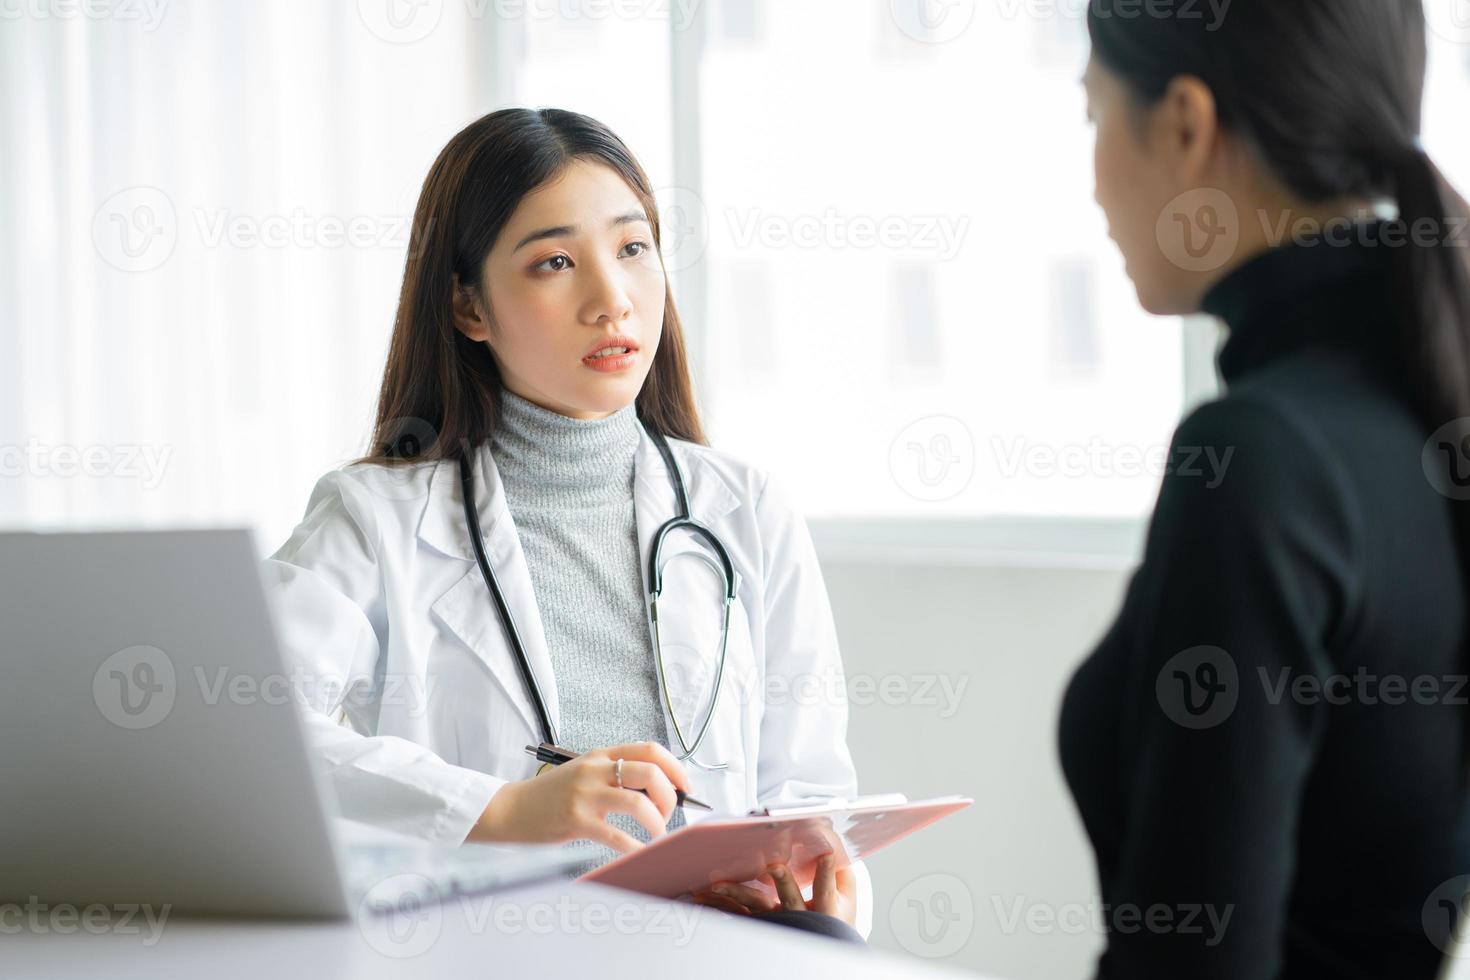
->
xmin=450 ymin=273 xmax=493 ymax=343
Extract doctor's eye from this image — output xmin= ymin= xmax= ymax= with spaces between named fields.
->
xmin=533 ymin=254 xmax=573 ymax=273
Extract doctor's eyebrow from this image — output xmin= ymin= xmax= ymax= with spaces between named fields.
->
xmin=512 ymin=210 xmax=650 ymax=253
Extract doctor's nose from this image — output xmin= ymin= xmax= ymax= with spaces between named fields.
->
xmin=580 ymin=262 xmax=634 ymax=324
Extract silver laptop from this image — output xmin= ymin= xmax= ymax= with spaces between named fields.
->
xmin=0 ymin=528 xmax=581 ymax=918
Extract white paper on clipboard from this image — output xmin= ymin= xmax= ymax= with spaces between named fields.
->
xmin=750 ymin=793 xmax=912 ymax=817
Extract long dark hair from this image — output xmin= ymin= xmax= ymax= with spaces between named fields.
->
xmin=1088 ymin=0 xmax=1470 ymax=587
xmin=359 ymin=107 xmax=706 ymax=466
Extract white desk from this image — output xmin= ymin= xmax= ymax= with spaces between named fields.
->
xmin=0 ymin=878 xmax=984 ymax=979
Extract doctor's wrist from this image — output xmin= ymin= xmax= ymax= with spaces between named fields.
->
xmin=465 ymin=779 xmax=526 ymax=844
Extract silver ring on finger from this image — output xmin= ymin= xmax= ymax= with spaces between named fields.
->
xmin=614 ymin=757 xmax=624 ymax=789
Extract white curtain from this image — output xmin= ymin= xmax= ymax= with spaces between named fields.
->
xmin=0 ymin=1 xmax=512 ymax=547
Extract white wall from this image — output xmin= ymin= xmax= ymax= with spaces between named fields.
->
xmin=817 ymin=555 xmax=1133 ymax=979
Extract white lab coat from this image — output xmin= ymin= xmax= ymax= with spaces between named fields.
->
xmin=261 ymin=425 xmax=873 ymax=936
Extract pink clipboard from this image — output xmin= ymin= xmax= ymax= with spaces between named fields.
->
xmin=580 ymin=795 xmax=972 ymax=899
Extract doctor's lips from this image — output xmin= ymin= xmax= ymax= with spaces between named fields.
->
xmin=581 ymin=333 xmax=640 ymax=373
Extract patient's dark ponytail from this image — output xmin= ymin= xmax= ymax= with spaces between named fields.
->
xmin=1391 ymin=144 xmax=1470 ymax=445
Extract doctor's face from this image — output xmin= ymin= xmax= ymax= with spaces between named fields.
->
xmin=456 ymin=158 xmax=667 ymax=420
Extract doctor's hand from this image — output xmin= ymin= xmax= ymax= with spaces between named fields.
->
xmin=468 ymin=741 xmax=691 ymax=853
xmin=688 ymin=856 xmax=858 ymax=927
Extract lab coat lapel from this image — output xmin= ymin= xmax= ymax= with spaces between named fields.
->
xmin=418 ymin=445 xmax=560 ymax=743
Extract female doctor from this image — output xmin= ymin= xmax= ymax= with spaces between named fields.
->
xmin=263 ymin=107 xmax=871 ymax=941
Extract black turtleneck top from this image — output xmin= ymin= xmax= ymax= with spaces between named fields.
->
xmin=1059 ymin=228 xmax=1470 ymax=979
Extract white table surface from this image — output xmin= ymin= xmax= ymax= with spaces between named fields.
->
xmin=0 ymin=877 xmax=985 ymax=979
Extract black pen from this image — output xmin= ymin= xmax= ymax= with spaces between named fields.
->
xmin=524 ymin=743 xmax=713 ymax=811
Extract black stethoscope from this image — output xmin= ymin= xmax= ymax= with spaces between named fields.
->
xmin=457 ymin=420 xmax=738 ymax=771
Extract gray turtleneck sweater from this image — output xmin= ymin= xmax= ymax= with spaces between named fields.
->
xmin=490 ymin=389 xmax=685 ymax=869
